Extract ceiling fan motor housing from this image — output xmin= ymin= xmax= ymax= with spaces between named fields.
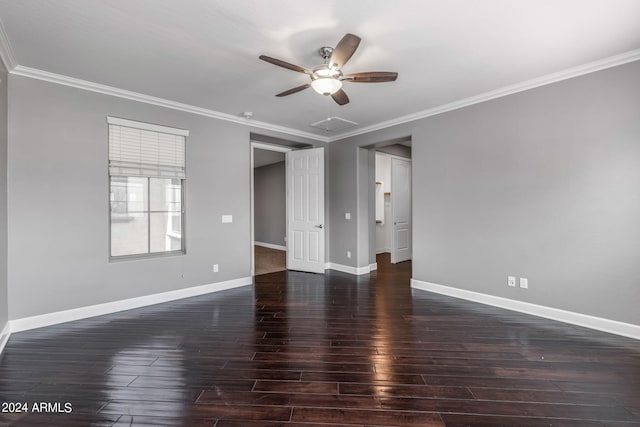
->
xmin=319 ymin=46 xmax=334 ymax=62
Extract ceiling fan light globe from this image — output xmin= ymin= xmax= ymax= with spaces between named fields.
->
xmin=311 ymin=77 xmax=342 ymax=95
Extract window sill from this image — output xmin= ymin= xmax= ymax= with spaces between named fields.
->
xmin=109 ymin=250 xmax=185 ymax=263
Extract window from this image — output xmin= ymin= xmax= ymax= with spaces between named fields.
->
xmin=108 ymin=117 xmax=188 ymax=258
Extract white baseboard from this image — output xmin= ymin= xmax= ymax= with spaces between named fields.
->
xmin=376 ymin=249 xmax=391 ymax=254
xmin=254 ymin=241 xmax=286 ymax=251
xmin=10 ymin=276 xmax=253 ymax=333
xmin=369 ymin=262 xmax=378 ymax=271
xmin=410 ymin=279 xmax=640 ymax=340
xmin=326 ymin=263 xmax=372 ymax=276
xmin=0 ymin=322 xmax=10 ymax=355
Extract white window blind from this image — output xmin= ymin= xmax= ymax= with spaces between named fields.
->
xmin=108 ymin=117 xmax=188 ymax=179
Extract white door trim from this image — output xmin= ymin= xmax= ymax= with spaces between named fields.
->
xmin=252 ymin=142 xmax=293 ymax=153
xmin=250 ymin=141 xmax=292 ymax=276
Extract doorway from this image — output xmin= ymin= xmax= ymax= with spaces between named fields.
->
xmin=374 ymin=144 xmax=412 ymax=264
xmin=251 ymin=142 xmax=326 ymax=276
xmin=251 ymin=142 xmax=290 ymax=276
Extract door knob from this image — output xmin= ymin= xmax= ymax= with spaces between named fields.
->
xmin=315 ymin=224 xmax=323 ymax=228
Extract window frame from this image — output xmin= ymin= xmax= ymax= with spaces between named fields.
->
xmin=107 ymin=117 xmax=187 ymax=261
xmin=109 ymin=176 xmax=186 ymax=261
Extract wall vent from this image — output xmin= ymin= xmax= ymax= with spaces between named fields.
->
xmin=310 ymin=116 xmax=358 ymax=132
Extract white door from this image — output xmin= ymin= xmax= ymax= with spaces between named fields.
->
xmin=391 ymin=157 xmax=411 ymax=263
xmin=287 ymin=148 xmax=325 ymax=273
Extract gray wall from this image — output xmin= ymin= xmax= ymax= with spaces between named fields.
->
xmin=412 ymin=61 xmax=640 ymax=325
xmin=254 ymin=161 xmax=286 ymax=247
xmin=0 ymin=59 xmax=8 ymax=334
xmin=7 ymin=75 xmax=257 ymax=320
xmin=330 ymin=61 xmax=640 ymax=325
xmin=357 ymin=147 xmax=371 ymax=267
xmin=328 ymin=141 xmax=358 ymax=266
xmin=367 ymin=150 xmax=376 ymax=265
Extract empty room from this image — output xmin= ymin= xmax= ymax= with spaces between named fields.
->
xmin=0 ymin=1 xmax=639 ymax=426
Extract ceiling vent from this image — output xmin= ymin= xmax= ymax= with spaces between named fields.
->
xmin=310 ymin=116 xmax=358 ymax=132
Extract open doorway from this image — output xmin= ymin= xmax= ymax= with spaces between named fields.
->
xmin=373 ymin=142 xmax=412 ymax=266
xmin=251 ymin=142 xmax=291 ymax=276
xmin=250 ymin=138 xmax=325 ymax=276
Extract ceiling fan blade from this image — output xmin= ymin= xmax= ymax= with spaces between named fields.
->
xmin=331 ymin=89 xmax=350 ymax=105
xmin=259 ymin=55 xmax=311 ymax=74
xmin=330 ymin=33 xmax=361 ymax=68
xmin=276 ymin=84 xmax=310 ymax=97
xmin=342 ymin=72 xmax=398 ymax=83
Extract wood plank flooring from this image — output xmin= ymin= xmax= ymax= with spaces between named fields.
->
xmin=1 ymin=253 xmax=639 ymax=426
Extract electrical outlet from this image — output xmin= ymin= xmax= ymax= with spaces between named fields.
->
xmin=508 ymin=276 xmax=516 ymax=287
xmin=213 ymin=264 xmax=219 ymax=273
xmin=520 ymin=277 xmax=528 ymax=289
xmin=346 ymin=251 xmax=351 ymax=259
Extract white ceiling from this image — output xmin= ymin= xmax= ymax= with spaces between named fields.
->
xmin=1 ymin=0 xmax=639 ymax=141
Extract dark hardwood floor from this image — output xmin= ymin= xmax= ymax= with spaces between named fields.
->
xmin=1 ymin=254 xmax=639 ymax=426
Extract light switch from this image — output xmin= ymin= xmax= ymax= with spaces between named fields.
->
xmin=222 ymin=215 xmax=233 ymax=223
xmin=345 ymin=212 xmax=351 ymax=220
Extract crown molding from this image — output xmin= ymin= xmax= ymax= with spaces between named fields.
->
xmin=6 ymin=47 xmax=640 ymax=144
xmin=10 ymin=65 xmax=330 ymax=142
xmin=0 ymin=15 xmax=17 ymax=70
xmin=329 ymin=48 xmax=640 ymax=142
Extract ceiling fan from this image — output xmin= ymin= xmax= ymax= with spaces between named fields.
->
xmin=259 ymin=33 xmax=398 ymax=106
